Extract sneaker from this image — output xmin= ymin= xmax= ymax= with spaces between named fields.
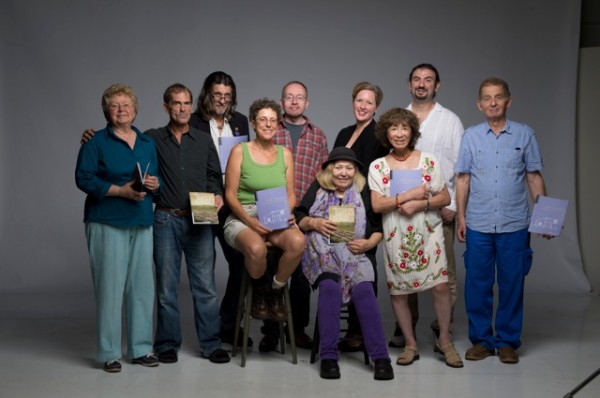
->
xmin=157 ymin=349 xmax=178 ymax=364
xmin=132 ymin=354 xmax=159 ymax=367
xmin=103 ymin=359 xmax=121 ymax=373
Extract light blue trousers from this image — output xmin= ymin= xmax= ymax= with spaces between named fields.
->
xmin=86 ymin=222 xmax=154 ymax=362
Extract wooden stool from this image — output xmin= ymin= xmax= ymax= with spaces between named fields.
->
xmin=231 ymin=244 xmax=298 ymax=367
xmin=310 ymin=306 xmax=370 ymax=365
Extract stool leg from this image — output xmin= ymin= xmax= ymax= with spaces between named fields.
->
xmin=232 ymin=270 xmax=247 ymax=358
xmin=284 ymin=285 xmax=297 ymax=364
xmin=241 ymin=273 xmax=252 ymax=367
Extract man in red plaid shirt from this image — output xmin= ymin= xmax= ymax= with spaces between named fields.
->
xmin=259 ymin=81 xmax=329 ymax=352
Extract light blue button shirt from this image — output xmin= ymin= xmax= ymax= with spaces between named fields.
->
xmin=455 ymin=119 xmax=543 ymax=233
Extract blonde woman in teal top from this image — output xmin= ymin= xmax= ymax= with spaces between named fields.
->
xmin=224 ymin=98 xmax=305 ymax=322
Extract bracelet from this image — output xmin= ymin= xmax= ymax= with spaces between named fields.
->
xmin=395 ymin=193 xmax=400 ymax=208
xmin=424 ymin=199 xmax=430 ymax=212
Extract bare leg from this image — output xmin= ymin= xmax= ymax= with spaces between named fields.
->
xmin=390 ymin=295 xmax=417 ymax=349
xmin=431 ymin=283 xmax=452 ymax=346
xmin=268 ymin=228 xmax=305 ymax=283
xmin=235 ymin=229 xmax=267 ymax=279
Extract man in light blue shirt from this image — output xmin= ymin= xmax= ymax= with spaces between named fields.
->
xmin=455 ymin=77 xmax=549 ymax=364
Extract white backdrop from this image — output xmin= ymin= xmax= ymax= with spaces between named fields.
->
xmin=0 ymin=0 xmax=589 ymax=304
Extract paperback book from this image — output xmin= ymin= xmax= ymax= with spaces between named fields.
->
xmin=389 ymin=169 xmax=422 ymax=196
xmin=132 ymin=162 xmax=150 ymax=192
xmin=328 ymin=205 xmax=355 ymax=244
xmin=528 ymin=195 xmax=568 ymax=236
xmin=189 ymin=192 xmax=219 ymax=225
xmin=219 ymin=136 xmax=248 ymax=171
xmin=256 ymin=186 xmax=290 ymax=231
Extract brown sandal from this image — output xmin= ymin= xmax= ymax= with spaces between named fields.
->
xmin=396 ymin=346 xmax=419 ymax=366
xmin=435 ymin=342 xmax=464 ymax=368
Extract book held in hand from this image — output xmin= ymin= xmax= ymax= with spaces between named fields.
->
xmin=219 ymin=136 xmax=248 ymax=171
xmin=528 ymin=195 xmax=568 ymax=236
xmin=189 ymin=192 xmax=219 ymax=224
xmin=256 ymin=186 xmax=290 ymax=231
xmin=328 ymin=205 xmax=355 ymax=244
xmin=389 ymin=169 xmax=422 ymax=196
xmin=132 ymin=162 xmax=150 ymax=192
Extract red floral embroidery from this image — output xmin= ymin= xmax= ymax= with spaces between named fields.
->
xmin=390 ymin=232 xmax=395 ymax=238
xmin=403 ymin=252 xmax=409 ymax=258
xmin=413 ymin=282 xmax=420 ymax=288
xmin=400 ymin=262 xmax=406 ymax=269
xmin=417 ymin=249 xmax=423 ymax=256
xmin=421 ymin=257 xmax=428 ymax=264
xmin=424 ymin=175 xmax=431 ymax=182
xmin=407 ymin=225 xmax=413 ymax=232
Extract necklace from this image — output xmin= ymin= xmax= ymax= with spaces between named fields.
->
xmin=391 ymin=150 xmax=412 ymax=162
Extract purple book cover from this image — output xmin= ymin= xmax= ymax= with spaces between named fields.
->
xmin=219 ymin=136 xmax=248 ymax=171
xmin=389 ymin=169 xmax=422 ymax=196
xmin=256 ymin=186 xmax=290 ymax=231
xmin=528 ymin=195 xmax=568 ymax=236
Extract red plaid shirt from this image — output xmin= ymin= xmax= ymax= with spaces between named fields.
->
xmin=273 ymin=117 xmax=329 ymax=200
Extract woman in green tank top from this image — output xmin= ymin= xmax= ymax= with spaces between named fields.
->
xmin=223 ymin=98 xmax=306 ymax=322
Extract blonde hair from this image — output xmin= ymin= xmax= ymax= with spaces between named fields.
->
xmin=316 ymin=161 xmax=366 ymax=192
xmin=101 ymin=83 xmax=139 ymax=122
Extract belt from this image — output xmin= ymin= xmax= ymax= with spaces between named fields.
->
xmin=156 ymin=206 xmax=191 ymax=217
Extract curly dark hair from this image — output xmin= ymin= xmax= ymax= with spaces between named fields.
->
xmin=375 ymin=108 xmax=421 ymax=150
xmin=248 ymin=98 xmax=282 ymax=123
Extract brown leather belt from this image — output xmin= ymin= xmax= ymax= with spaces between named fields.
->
xmin=156 ymin=206 xmax=191 ymax=217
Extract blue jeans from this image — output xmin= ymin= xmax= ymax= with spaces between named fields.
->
xmin=153 ymin=210 xmax=221 ymax=357
xmin=464 ymin=227 xmax=533 ymax=350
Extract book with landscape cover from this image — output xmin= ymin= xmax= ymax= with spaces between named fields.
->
xmin=389 ymin=169 xmax=422 ymax=196
xmin=256 ymin=186 xmax=290 ymax=231
xmin=328 ymin=205 xmax=355 ymax=244
xmin=219 ymin=136 xmax=248 ymax=171
xmin=528 ymin=195 xmax=568 ymax=236
xmin=189 ymin=192 xmax=219 ymax=224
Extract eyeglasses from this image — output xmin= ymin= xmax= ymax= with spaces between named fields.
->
xmin=108 ymin=103 xmax=133 ymax=111
xmin=282 ymin=95 xmax=307 ymax=102
xmin=479 ymin=95 xmax=508 ymax=105
xmin=256 ymin=117 xmax=278 ymax=125
xmin=211 ymin=93 xmax=232 ymax=102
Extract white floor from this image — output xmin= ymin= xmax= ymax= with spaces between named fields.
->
xmin=1 ymin=292 xmax=599 ymax=398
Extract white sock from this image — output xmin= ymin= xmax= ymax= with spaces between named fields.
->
xmin=272 ymin=275 xmax=287 ymax=289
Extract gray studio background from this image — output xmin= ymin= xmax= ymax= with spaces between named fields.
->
xmin=0 ymin=0 xmax=591 ymax=317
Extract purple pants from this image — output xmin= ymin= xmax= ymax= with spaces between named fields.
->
xmin=318 ymin=279 xmax=389 ymax=361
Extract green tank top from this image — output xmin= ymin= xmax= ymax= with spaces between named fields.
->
xmin=237 ymin=142 xmax=287 ymax=204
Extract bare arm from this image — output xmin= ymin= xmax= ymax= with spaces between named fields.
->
xmin=526 ymin=171 xmax=547 ymax=201
xmin=455 ymin=173 xmax=470 ymax=242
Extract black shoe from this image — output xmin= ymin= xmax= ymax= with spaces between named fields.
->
xmin=320 ymin=359 xmax=340 ymax=379
xmin=286 ymin=330 xmax=313 ymax=349
xmin=132 ymin=354 xmax=159 ymax=367
xmin=220 ymin=327 xmax=254 ymax=348
xmin=373 ymin=358 xmax=394 ymax=380
xmin=259 ymin=329 xmax=280 ymax=352
xmin=157 ymin=349 xmax=178 ymax=364
xmin=207 ymin=348 xmax=231 ymax=364
xmin=103 ymin=359 xmax=121 ymax=373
